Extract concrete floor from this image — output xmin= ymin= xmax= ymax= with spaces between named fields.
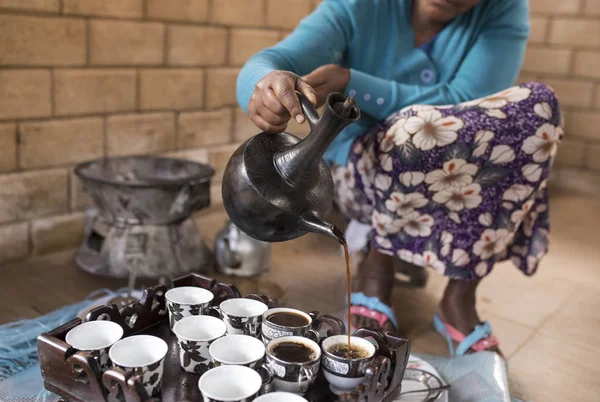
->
xmin=1 ymin=192 xmax=599 ymax=401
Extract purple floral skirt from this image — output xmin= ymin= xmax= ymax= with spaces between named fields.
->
xmin=332 ymin=82 xmax=562 ymax=280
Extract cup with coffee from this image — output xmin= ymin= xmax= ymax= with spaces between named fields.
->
xmin=261 ymin=308 xmax=345 ymax=345
xmin=264 ymin=336 xmax=321 ymax=395
xmin=208 ymin=298 xmax=268 ymax=338
xmin=198 ymin=365 xmax=263 ymax=402
xmin=65 ymin=320 xmax=123 ymax=370
xmin=320 ymin=335 xmax=377 ymax=395
xmin=209 ymin=334 xmax=265 ymax=369
xmin=108 ymin=335 xmax=169 ymax=398
xmin=165 ymin=286 xmax=214 ymax=331
xmin=173 ymin=315 xmax=227 ymax=375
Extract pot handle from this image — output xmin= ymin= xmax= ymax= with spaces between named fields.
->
xmin=296 ymin=91 xmax=320 ymax=132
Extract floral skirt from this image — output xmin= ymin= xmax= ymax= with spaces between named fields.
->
xmin=332 ymin=82 xmax=562 ymax=280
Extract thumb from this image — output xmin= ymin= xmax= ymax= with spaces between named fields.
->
xmin=295 ymin=78 xmax=317 ymax=105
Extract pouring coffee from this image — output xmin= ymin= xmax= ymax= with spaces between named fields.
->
xmin=222 ymin=92 xmax=360 ymax=243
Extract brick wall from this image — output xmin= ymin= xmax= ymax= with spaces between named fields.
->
xmin=519 ymin=0 xmax=600 ymax=197
xmin=0 ymin=0 xmax=316 ymax=263
xmin=0 ymin=0 xmax=598 ymax=263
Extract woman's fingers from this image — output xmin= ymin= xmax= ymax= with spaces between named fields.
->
xmin=256 ymin=104 xmax=290 ymax=127
xmin=271 ymin=78 xmax=305 ymax=124
xmin=296 ymin=79 xmax=318 ymax=105
xmin=262 ymin=88 xmax=290 ymax=116
xmin=249 ymin=110 xmax=288 ymax=133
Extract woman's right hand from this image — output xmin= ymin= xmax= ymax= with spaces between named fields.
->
xmin=248 ymin=70 xmax=317 ymax=133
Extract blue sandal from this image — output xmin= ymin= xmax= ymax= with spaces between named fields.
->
xmin=349 ymin=292 xmax=399 ymax=333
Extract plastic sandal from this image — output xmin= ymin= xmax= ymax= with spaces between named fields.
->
xmin=433 ymin=313 xmax=501 ymax=357
xmin=349 ymin=292 xmax=398 ymax=332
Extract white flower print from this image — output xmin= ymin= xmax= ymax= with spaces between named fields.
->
xmin=465 ymin=86 xmax=532 ymax=119
xmin=441 ymin=231 xmax=453 ymax=256
xmin=387 ymin=118 xmax=410 ymax=146
xmin=452 ymin=249 xmax=470 ymax=267
xmin=433 ymin=183 xmax=483 ymax=211
xmin=385 ymin=192 xmax=428 ymax=216
xmin=473 ymin=229 xmax=511 ymax=260
xmin=353 ymin=141 xmax=364 ymax=154
xmin=511 ymin=199 xmax=535 ymax=224
xmin=335 ymin=164 xmax=355 ymax=190
xmin=413 ymin=251 xmax=446 ymax=274
xmin=399 ymin=171 xmax=425 ymax=187
xmin=448 ymin=212 xmax=462 ymax=224
xmin=379 ymin=153 xmax=393 ymax=172
xmin=425 ymin=159 xmax=478 ymax=192
xmin=374 ymin=174 xmax=392 ymax=192
xmin=522 ymin=123 xmax=560 ymax=163
xmin=397 ymin=249 xmax=414 ymax=263
xmin=502 ymin=201 xmax=514 ymax=210
xmin=512 ymin=245 xmax=528 ymax=257
xmin=380 ymin=132 xmax=395 ymax=153
xmin=472 ymin=130 xmax=495 ymax=157
xmin=527 ymin=252 xmax=544 ymax=274
xmin=356 ymin=155 xmax=374 ymax=177
xmin=489 ymin=145 xmax=516 ymax=164
xmin=522 ymin=163 xmax=543 ymax=183
xmin=375 ymin=236 xmax=392 ymax=250
xmin=394 ymin=211 xmax=435 ymax=237
xmin=372 ymin=212 xmax=399 ymax=236
xmin=403 ymin=110 xmax=463 ymax=151
xmin=478 ymin=212 xmax=493 ymax=227
xmin=534 ymin=102 xmax=552 ymax=120
xmin=475 ymin=261 xmax=489 ymax=277
xmin=503 ymin=184 xmax=534 ymax=202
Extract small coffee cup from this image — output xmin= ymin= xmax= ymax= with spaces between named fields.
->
xmin=65 ymin=320 xmax=123 ymax=370
xmin=264 ymin=336 xmax=321 ymax=395
xmin=261 ymin=308 xmax=317 ymax=345
xmin=208 ymin=298 xmax=268 ymax=338
xmin=254 ymin=392 xmax=309 ymax=401
xmin=209 ymin=334 xmax=265 ymax=369
xmin=321 ymin=335 xmax=377 ymax=395
xmin=109 ymin=335 xmax=168 ymax=397
xmin=173 ymin=315 xmax=227 ymax=375
xmin=198 ymin=365 xmax=263 ymax=402
xmin=165 ymin=286 xmax=214 ymax=331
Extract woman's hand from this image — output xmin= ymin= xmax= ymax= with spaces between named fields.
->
xmin=248 ymin=71 xmax=317 ymax=133
xmin=302 ymin=64 xmax=351 ymax=107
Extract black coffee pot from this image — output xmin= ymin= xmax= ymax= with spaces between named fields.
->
xmin=222 ymin=92 xmax=360 ymax=243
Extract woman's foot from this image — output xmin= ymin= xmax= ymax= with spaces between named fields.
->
xmin=350 ymin=248 xmax=397 ymax=333
xmin=438 ymin=278 xmax=502 ymax=356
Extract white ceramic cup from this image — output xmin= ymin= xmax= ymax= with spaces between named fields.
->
xmin=109 ymin=335 xmax=168 ymax=398
xmin=165 ymin=286 xmax=215 ymax=331
xmin=173 ymin=315 xmax=227 ymax=375
xmin=65 ymin=321 xmax=123 ymax=370
xmin=210 ymin=298 xmax=268 ymax=337
xmin=321 ymin=335 xmax=377 ymax=395
xmin=209 ymin=334 xmax=265 ymax=368
xmin=198 ymin=365 xmax=262 ymax=402
xmin=254 ymin=392 xmax=309 ymax=401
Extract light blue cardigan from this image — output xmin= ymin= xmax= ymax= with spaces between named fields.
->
xmin=236 ymin=0 xmax=530 ymax=166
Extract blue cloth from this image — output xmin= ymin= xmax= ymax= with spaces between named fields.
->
xmin=350 ymin=292 xmax=399 ymax=329
xmin=236 ymin=0 xmax=530 ymax=166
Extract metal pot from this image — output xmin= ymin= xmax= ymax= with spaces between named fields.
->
xmin=214 ymin=221 xmax=271 ymax=278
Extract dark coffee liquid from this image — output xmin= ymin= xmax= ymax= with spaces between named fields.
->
xmin=328 ymin=343 xmax=370 ymax=360
xmin=267 ymin=312 xmax=309 ymax=327
xmin=331 ymin=225 xmax=352 ymax=358
xmin=271 ymin=342 xmax=316 ymax=363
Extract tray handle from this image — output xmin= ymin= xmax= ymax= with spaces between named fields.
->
xmin=211 ymin=281 xmax=242 ymax=304
xmin=245 ymin=293 xmax=279 ymax=308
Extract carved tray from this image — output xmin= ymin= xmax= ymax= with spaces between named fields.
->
xmin=37 ymin=273 xmax=411 ymax=402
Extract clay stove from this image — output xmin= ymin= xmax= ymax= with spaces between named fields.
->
xmin=74 ymin=156 xmax=215 ymax=279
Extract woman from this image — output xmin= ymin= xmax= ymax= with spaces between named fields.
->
xmin=236 ymin=0 xmax=561 ymax=357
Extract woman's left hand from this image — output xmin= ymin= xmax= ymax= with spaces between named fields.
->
xmin=302 ymin=64 xmax=351 ymax=107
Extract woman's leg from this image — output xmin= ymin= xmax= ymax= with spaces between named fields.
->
xmin=334 ymin=82 xmax=561 ymax=348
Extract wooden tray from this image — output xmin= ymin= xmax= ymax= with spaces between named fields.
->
xmin=37 ymin=273 xmax=411 ymax=401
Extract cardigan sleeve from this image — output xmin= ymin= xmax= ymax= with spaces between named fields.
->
xmin=345 ymin=0 xmax=531 ymax=119
xmin=236 ymin=0 xmax=353 ymax=113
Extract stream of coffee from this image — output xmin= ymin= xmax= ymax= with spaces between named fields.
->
xmin=331 ymin=226 xmax=352 ymax=357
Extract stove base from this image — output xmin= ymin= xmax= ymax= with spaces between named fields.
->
xmin=75 ymin=209 xmax=213 ymax=279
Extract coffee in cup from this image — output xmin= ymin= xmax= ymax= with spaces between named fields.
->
xmin=265 ymin=336 xmax=321 ymax=395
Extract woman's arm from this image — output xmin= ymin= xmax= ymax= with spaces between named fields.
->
xmin=236 ymin=0 xmax=353 ymax=113
xmin=346 ymin=0 xmax=530 ymax=120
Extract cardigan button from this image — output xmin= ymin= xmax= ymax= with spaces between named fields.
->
xmin=364 ymin=93 xmax=371 ymax=101
xmin=377 ymin=97 xmax=384 ymax=105
xmin=420 ymin=69 xmax=435 ymax=84
xmin=349 ymin=89 xmax=357 ymax=96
